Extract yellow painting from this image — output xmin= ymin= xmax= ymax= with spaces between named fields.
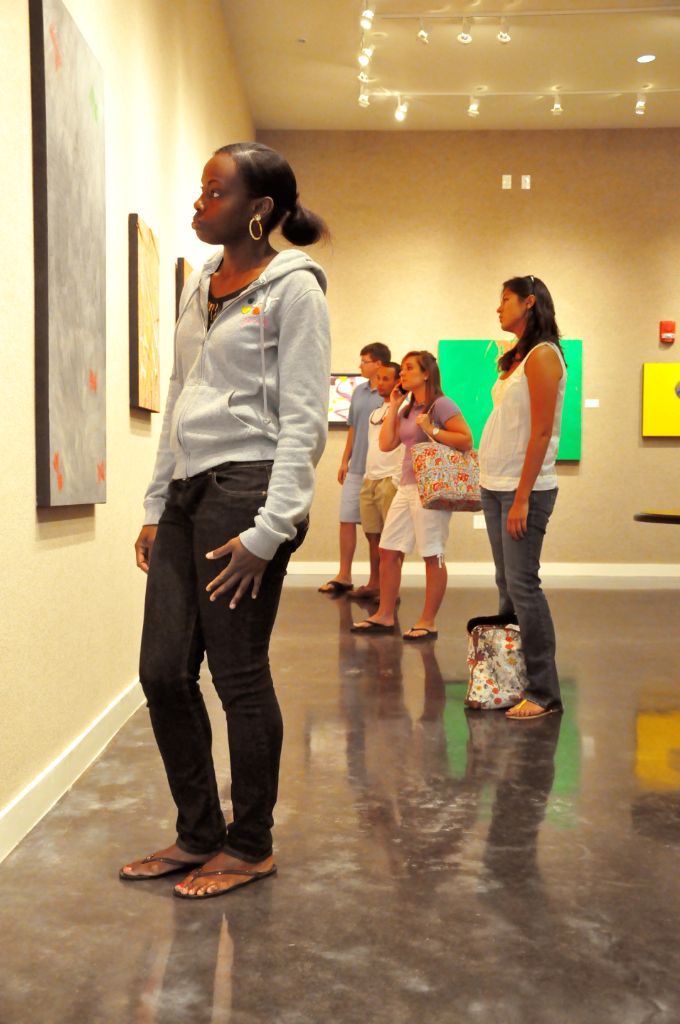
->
xmin=642 ymin=363 xmax=680 ymax=437
xmin=129 ymin=213 xmax=160 ymax=412
xmin=635 ymin=711 xmax=680 ymax=789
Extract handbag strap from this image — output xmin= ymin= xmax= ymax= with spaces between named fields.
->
xmin=426 ymin=397 xmax=442 ymax=429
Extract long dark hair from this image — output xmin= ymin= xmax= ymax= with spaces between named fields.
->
xmin=402 ymin=350 xmax=444 ymax=417
xmin=497 ymin=276 xmax=565 ymax=373
xmin=216 ymin=142 xmax=329 ymax=246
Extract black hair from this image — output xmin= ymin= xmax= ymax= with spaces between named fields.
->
xmin=386 ymin=361 xmax=401 ymax=375
xmin=215 ymin=142 xmax=329 ymax=246
xmin=360 ymin=342 xmax=391 ymax=365
xmin=401 ymin=350 xmax=444 ymax=417
xmin=498 ymin=276 xmax=565 ymax=372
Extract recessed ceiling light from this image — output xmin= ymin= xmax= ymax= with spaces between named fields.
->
xmin=637 ymin=54 xmax=656 ymax=63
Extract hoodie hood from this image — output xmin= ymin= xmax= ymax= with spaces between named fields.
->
xmin=199 ymin=247 xmax=327 ymax=295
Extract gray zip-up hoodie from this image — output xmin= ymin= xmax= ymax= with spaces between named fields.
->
xmin=143 ymin=248 xmax=331 ymax=561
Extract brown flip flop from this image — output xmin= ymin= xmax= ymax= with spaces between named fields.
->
xmin=174 ymin=865 xmax=277 ymax=900
xmin=318 ymin=580 xmax=354 ymax=593
xmin=119 ymin=854 xmax=211 ymax=881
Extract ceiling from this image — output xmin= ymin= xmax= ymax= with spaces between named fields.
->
xmin=221 ymin=0 xmax=680 ymax=131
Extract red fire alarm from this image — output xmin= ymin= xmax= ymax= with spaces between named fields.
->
xmin=660 ymin=320 xmax=676 ymax=344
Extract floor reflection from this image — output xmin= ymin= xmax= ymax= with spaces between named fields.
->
xmin=2 ymin=585 xmax=680 ymax=1023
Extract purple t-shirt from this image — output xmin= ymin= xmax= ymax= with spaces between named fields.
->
xmin=398 ymin=396 xmax=461 ymax=485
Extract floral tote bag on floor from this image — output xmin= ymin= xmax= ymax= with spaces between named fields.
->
xmin=465 ymin=615 xmax=527 ymax=710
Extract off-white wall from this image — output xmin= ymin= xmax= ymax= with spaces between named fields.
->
xmin=0 ymin=0 xmax=252 ymax=812
xmin=260 ymin=129 xmax=680 ymax=566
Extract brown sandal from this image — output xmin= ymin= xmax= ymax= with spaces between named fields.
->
xmin=174 ymin=865 xmax=277 ymax=900
xmin=119 ymin=854 xmax=212 ymax=881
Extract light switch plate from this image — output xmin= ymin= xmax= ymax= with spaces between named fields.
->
xmin=502 ymin=174 xmax=512 ymax=190
xmin=521 ymin=174 xmax=531 ymax=190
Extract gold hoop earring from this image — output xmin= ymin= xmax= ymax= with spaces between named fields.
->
xmin=249 ymin=214 xmax=263 ymax=241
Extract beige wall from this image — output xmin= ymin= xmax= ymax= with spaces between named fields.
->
xmin=260 ymin=129 xmax=680 ymax=566
xmin=0 ymin=0 xmax=252 ymax=811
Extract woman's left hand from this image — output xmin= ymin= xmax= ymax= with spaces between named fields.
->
xmin=506 ymin=497 xmax=529 ymax=540
xmin=205 ymin=537 xmax=270 ymax=608
xmin=416 ymin=412 xmax=433 ymax=435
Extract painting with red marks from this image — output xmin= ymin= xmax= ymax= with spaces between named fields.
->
xmin=29 ymin=0 xmax=106 ymax=506
xmin=129 ymin=214 xmax=160 ymax=412
xmin=53 ymin=451 xmax=64 ymax=491
xmin=48 ymin=23 xmax=62 ymax=69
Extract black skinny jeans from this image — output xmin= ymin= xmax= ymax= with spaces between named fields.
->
xmin=139 ymin=461 xmax=305 ymax=863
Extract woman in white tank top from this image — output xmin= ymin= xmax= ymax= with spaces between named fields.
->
xmin=478 ymin=276 xmax=567 ymax=719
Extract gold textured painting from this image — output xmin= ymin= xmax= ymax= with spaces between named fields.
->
xmin=129 ymin=213 xmax=160 ymax=412
xmin=175 ymin=257 xmax=193 ymax=320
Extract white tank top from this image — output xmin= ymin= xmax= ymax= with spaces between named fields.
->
xmin=479 ymin=341 xmax=567 ymax=491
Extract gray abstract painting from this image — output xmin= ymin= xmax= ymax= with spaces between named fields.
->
xmin=30 ymin=0 xmax=106 ymax=506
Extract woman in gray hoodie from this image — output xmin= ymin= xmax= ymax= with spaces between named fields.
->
xmin=120 ymin=143 xmax=331 ymax=898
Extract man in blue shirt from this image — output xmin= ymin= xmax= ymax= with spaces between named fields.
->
xmin=319 ymin=343 xmax=391 ymax=595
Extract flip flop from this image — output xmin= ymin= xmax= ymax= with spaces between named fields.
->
xmin=403 ymin=627 xmax=438 ymax=642
xmin=174 ymin=865 xmax=277 ymax=900
xmin=505 ymin=699 xmax=560 ymax=720
xmin=119 ymin=854 xmax=211 ymax=881
xmin=350 ymin=586 xmax=380 ymax=600
xmin=350 ymin=620 xmax=395 ymax=634
xmin=318 ymin=580 xmax=354 ymax=593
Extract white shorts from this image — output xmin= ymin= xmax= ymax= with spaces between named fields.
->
xmin=339 ymin=471 xmax=363 ymax=523
xmin=379 ymin=483 xmax=452 ymax=558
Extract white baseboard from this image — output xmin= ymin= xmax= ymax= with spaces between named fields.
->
xmin=0 ymin=678 xmax=144 ymax=864
xmin=287 ymin=561 xmax=680 ymax=586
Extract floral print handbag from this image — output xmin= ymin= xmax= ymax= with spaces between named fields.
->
xmin=411 ymin=441 xmax=482 ymax=511
xmin=465 ymin=615 xmax=527 ymax=710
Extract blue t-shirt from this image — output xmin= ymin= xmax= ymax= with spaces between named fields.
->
xmin=398 ymin=396 xmax=461 ymax=485
xmin=348 ymin=381 xmax=383 ymax=476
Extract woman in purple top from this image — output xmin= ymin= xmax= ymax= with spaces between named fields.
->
xmin=351 ymin=350 xmax=472 ymax=640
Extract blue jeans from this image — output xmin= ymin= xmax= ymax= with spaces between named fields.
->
xmin=480 ymin=487 xmax=562 ymax=710
xmin=139 ymin=461 xmax=306 ymax=862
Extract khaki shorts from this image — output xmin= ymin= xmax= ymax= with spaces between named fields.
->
xmin=359 ymin=476 xmax=398 ymax=535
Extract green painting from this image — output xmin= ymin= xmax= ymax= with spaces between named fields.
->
xmin=438 ymin=339 xmax=582 ymax=460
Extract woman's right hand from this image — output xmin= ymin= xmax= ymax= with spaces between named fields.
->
xmin=390 ymin=384 xmax=406 ymax=407
xmin=135 ymin=525 xmax=158 ymax=573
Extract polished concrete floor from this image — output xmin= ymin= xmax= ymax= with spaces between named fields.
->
xmin=2 ymin=584 xmax=680 ymax=1023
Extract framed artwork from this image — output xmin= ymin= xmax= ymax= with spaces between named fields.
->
xmin=642 ymin=363 xmax=680 ymax=437
xmin=329 ymin=373 xmax=363 ymax=426
xmin=29 ymin=0 xmax=106 ymax=506
xmin=129 ymin=213 xmax=160 ymax=412
xmin=175 ymin=257 xmax=194 ymax=320
xmin=438 ymin=339 xmax=583 ymax=460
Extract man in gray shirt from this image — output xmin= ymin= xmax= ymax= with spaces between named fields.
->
xmin=319 ymin=342 xmax=391 ymax=594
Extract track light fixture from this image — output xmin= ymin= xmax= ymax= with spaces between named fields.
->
xmin=357 ymin=70 xmax=369 ymax=83
xmin=360 ymin=7 xmax=375 ymax=31
xmin=417 ymin=19 xmax=429 ymax=44
xmin=635 ymin=93 xmax=646 ymax=116
xmin=457 ymin=19 xmax=472 ymax=44
xmin=358 ymin=42 xmax=375 ymax=68
xmin=551 ymin=95 xmax=563 ymax=116
xmin=394 ymin=96 xmax=409 ymax=122
xmin=497 ymin=18 xmax=511 ymax=44
xmin=358 ymin=88 xmax=370 ymax=108
xmin=467 ymin=96 xmax=480 ymax=118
